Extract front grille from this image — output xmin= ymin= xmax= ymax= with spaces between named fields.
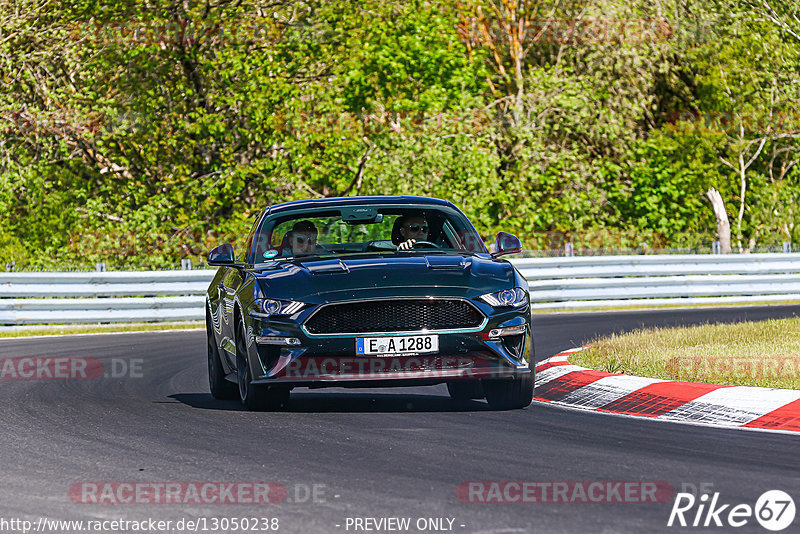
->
xmin=304 ymin=299 xmax=484 ymax=335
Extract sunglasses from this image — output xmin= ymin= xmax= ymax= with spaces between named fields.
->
xmin=405 ymin=224 xmax=428 ymax=233
xmin=293 ymin=235 xmax=316 ymax=245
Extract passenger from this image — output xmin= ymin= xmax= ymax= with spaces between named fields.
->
xmin=393 ymin=214 xmax=429 ymax=250
xmin=285 ymin=220 xmax=318 ymax=256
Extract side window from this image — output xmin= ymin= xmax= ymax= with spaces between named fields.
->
xmin=458 ymin=230 xmax=485 ymax=253
xmin=441 ymin=221 xmax=463 ymax=249
xmin=271 ymin=223 xmax=290 ymax=247
xmin=252 ymin=231 xmax=273 ymax=260
xmin=244 ymin=226 xmax=257 ymax=263
xmin=249 ymin=214 xmax=274 ymax=263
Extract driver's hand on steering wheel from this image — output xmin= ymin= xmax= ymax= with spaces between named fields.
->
xmin=398 ymin=217 xmax=429 ymax=250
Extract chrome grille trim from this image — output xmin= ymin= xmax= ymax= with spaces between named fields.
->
xmin=301 ymin=297 xmax=487 ymax=337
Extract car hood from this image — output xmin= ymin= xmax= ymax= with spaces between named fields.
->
xmin=252 ymin=253 xmax=514 ymax=302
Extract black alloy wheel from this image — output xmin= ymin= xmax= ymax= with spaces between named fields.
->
xmin=236 ymin=320 xmax=290 ymax=411
xmin=207 ymin=310 xmax=237 ymax=400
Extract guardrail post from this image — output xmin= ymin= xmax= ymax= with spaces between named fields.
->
xmin=564 ymin=242 xmax=574 ymax=257
xmin=181 ymin=259 xmax=192 ymax=270
xmin=95 ymin=262 xmax=107 ymax=272
xmin=784 ymin=242 xmax=792 ymax=253
xmin=712 ymin=241 xmax=721 ymax=254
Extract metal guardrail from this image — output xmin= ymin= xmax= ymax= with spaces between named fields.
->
xmin=0 ymin=271 xmax=212 ymax=297
xmin=514 ymin=253 xmax=800 ymax=309
xmin=0 ymin=271 xmax=215 ymax=324
xmin=1 ymin=253 xmax=799 ymax=324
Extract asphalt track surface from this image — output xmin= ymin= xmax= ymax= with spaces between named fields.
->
xmin=1 ymin=306 xmax=799 ymax=534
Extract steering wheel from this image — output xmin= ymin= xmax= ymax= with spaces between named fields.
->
xmin=411 ymin=240 xmax=440 ymax=249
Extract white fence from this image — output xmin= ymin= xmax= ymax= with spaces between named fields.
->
xmin=1 ymin=253 xmax=799 ymax=323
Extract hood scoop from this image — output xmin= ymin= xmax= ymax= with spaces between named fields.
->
xmin=304 ymin=259 xmax=350 ymax=275
xmin=424 ymin=256 xmax=468 ymax=271
xmin=251 ymin=261 xmax=283 ymax=273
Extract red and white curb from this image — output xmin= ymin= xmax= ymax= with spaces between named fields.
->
xmin=534 ymin=348 xmax=800 ymax=433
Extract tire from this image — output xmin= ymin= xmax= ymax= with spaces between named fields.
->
xmin=235 ymin=320 xmax=290 ymax=411
xmin=483 ymin=370 xmax=534 ymax=410
xmin=446 ymin=380 xmax=484 ymax=400
xmin=207 ymin=312 xmax=238 ymax=400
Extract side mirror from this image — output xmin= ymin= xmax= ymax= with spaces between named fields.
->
xmin=492 ymin=232 xmax=522 ymax=257
xmin=208 ymin=243 xmax=236 ymax=266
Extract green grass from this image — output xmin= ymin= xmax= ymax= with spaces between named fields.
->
xmin=0 ymin=321 xmax=204 ymax=338
xmin=571 ymin=317 xmax=800 ymax=390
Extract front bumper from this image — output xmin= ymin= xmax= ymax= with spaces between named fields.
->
xmin=245 ymin=304 xmax=532 ymax=388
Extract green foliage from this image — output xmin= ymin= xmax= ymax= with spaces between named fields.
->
xmin=1 ymin=0 xmax=799 ymax=266
xmin=614 ymin=127 xmax=725 ymax=242
xmin=0 ymin=228 xmax=28 ymax=266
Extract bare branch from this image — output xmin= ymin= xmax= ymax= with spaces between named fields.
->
xmin=340 ymin=143 xmax=374 ymax=197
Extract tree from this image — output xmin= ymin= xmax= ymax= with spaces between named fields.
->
xmin=706 ymin=188 xmax=731 ymax=253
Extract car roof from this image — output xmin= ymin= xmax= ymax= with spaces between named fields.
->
xmin=264 ymin=195 xmax=457 ymax=216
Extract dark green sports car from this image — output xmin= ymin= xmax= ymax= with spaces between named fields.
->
xmin=206 ymin=196 xmax=533 ymax=410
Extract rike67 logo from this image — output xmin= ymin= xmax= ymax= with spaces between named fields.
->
xmin=668 ymin=490 xmax=796 ymax=531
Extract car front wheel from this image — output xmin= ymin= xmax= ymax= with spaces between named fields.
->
xmin=446 ymin=380 xmax=484 ymax=400
xmin=236 ymin=320 xmax=290 ymax=411
xmin=207 ymin=312 xmax=237 ymax=400
xmin=483 ymin=371 xmax=534 ymax=410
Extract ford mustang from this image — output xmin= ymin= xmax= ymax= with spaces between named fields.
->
xmin=206 ymin=196 xmax=533 ymax=410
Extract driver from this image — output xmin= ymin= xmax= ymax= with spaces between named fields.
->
xmin=396 ymin=215 xmax=429 ymax=250
xmin=286 ymin=220 xmax=318 ymax=256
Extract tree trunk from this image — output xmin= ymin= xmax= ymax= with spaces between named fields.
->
xmin=706 ymin=188 xmax=732 ymax=253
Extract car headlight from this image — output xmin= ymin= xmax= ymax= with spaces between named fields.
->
xmin=479 ymin=288 xmax=528 ymax=308
xmin=255 ymin=299 xmax=306 ymax=317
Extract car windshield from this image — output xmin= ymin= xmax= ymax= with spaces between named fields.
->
xmin=250 ymin=205 xmax=487 ymax=262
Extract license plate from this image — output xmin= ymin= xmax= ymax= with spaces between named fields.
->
xmin=356 ymin=335 xmax=439 ymax=356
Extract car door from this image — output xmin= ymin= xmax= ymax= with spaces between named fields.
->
xmin=217 ymin=265 xmax=243 ymax=369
